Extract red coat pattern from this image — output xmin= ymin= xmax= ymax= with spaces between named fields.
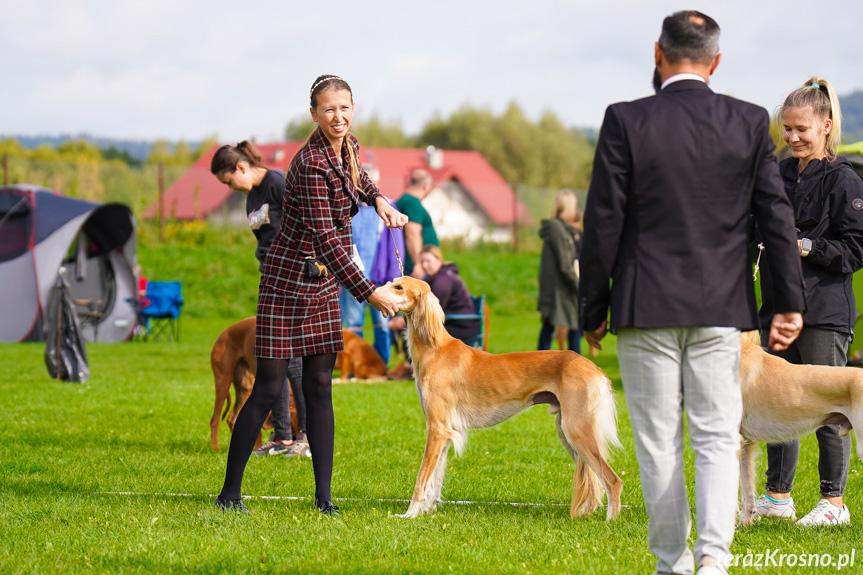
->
xmin=255 ymin=129 xmax=383 ymax=358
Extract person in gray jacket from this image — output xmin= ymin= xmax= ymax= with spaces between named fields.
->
xmin=537 ymin=190 xmax=581 ymax=353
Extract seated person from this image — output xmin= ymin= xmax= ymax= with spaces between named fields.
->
xmin=389 ymin=244 xmax=480 ymax=344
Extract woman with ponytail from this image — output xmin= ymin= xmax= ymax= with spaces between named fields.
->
xmin=215 ymin=75 xmax=407 ymax=515
xmin=210 ymin=141 xmax=309 ymax=459
xmin=756 ymin=77 xmax=863 ymax=526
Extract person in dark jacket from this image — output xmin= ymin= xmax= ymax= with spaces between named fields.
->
xmin=537 ymin=190 xmax=581 ymax=353
xmin=580 ymin=12 xmax=805 ymax=573
xmin=388 ymin=244 xmax=480 ymax=344
xmin=215 ymin=75 xmax=407 ymax=516
xmin=211 ymin=141 xmax=309 ymax=458
xmin=756 ymin=77 xmax=863 ymax=527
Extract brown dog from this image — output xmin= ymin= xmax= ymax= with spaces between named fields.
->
xmin=389 ymin=276 xmax=622 ymax=520
xmin=737 ymin=331 xmax=863 ymax=525
xmin=336 ymin=329 xmax=388 ymax=381
xmin=209 ymin=317 xmax=296 ymax=451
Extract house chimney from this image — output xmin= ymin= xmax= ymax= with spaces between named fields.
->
xmin=425 ymin=145 xmax=444 ymax=170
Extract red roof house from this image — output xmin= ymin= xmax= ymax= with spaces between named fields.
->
xmin=143 ymin=142 xmax=528 ymax=243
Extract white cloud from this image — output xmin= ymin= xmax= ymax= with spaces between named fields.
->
xmin=2 ymin=0 xmax=862 ymax=142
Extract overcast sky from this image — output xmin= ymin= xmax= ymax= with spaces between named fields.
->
xmin=2 ymin=0 xmax=862 ymax=144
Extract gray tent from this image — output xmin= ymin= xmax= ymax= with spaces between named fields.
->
xmin=0 ymin=184 xmax=137 ymax=342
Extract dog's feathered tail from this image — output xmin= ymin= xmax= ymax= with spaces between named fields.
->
xmin=742 ymin=330 xmax=761 ymax=346
xmin=566 ymin=379 xmax=621 ymax=520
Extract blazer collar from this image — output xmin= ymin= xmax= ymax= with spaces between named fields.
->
xmin=311 ymin=129 xmax=344 ymax=175
xmin=661 ymin=79 xmax=713 ymax=94
xmin=310 ymin=128 xmax=360 ymax=206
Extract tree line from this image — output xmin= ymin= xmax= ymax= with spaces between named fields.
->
xmin=286 ymin=101 xmax=597 ymax=191
xmin=0 ymin=137 xmax=216 ymax=214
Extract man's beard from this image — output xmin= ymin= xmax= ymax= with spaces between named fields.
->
xmin=652 ymin=68 xmax=662 ymax=93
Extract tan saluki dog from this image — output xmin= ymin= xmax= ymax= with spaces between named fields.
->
xmin=389 ymin=276 xmax=622 ymax=520
xmin=738 ymin=331 xmax=863 ymax=526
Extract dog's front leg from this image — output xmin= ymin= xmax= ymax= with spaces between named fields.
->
xmin=425 ymin=437 xmax=453 ymax=513
xmin=397 ymin=428 xmax=450 ymax=518
xmin=737 ymin=438 xmax=759 ymax=527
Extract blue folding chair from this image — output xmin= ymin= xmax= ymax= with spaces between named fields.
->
xmin=138 ymin=281 xmax=184 ymax=342
xmin=445 ymin=294 xmax=488 ymax=351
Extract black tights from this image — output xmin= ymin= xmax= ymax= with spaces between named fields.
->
xmin=219 ymin=353 xmax=337 ymax=503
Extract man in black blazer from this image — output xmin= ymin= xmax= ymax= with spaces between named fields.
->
xmin=579 ymin=11 xmax=806 ymax=575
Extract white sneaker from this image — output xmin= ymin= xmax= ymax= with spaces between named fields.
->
xmin=796 ymin=499 xmax=851 ymax=526
xmin=696 ymin=566 xmax=725 ymax=575
xmin=754 ymin=494 xmax=796 ymax=519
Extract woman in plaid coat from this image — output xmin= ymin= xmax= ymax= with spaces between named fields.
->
xmin=217 ymin=75 xmax=407 ymax=515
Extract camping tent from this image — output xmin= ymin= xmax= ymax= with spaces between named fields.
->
xmin=0 ymin=184 xmax=137 ymax=343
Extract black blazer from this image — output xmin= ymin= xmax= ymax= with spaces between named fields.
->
xmin=580 ymin=80 xmax=805 ymax=332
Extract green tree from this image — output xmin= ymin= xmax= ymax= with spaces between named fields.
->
xmin=285 ymin=117 xmax=316 ymax=141
xmin=418 ymin=102 xmax=594 ymax=189
xmin=350 ymin=115 xmax=415 ymax=148
xmin=194 ymin=135 xmax=219 ymax=160
xmin=102 ymin=146 xmax=143 ymax=167
xmin=147 ymin=139 xmax=173 ymax=165
xmin=173 ymin=140 xmax=194 ymax=166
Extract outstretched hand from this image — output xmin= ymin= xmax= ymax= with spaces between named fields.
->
xmin=367 ymin=282 xmax=399 ymax=318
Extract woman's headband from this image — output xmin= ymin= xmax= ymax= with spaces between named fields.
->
xmin=310 ymin=76 xmax=346 ymax=97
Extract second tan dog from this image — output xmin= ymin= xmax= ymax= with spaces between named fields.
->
xmin=389 ymin=276 xmax=623 ymax=520
xmin=209 ymin=317 xmax=296 ymax=451
xmin=335 ymin=329 xmax=388 ymax=381
xmin=738 ymin=331 xmax=863 ymax=526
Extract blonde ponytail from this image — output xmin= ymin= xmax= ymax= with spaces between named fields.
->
xmin=779 ymin=76 xmax=843 ymax=161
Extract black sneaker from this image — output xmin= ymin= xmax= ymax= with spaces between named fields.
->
xmin=253 ymin=440 xmax=295 ymax=456
xmin=215 ymin=496 xmax=250 ymax=514
xmin=315 ymin=499 xmax=340 ymax=516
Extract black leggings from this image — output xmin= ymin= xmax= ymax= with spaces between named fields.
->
xmin=219 ymin=353 xmax=337 ymax=503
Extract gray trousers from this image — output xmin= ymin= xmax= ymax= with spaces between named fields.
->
xmin=270 ymin=358 xmax=305 ymax=442
xmin=760 ymin=327 xmax=852 ymax=497
xmin=618 ymin=327 xmax=741 ymax=575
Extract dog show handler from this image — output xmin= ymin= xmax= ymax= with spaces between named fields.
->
xmin=211 ymin=140 xmax=309 ymax=458
xmin=215 ymin=74 xmax=407 ymax=516
xmin=579 ymin=11 xmax=805 ymax=574
xmin=756 ymin=77 xmax=863 ymax=527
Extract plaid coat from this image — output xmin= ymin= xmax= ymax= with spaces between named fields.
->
xmin=255 ymin=129 xmax=383 ymax=358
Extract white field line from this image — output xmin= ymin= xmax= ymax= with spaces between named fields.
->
xmin=93 ymin=491 xmax=592 ymax=508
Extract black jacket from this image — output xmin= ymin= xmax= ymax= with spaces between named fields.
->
xmin=759 ymin=156 xmax=863 ymax=334
xmin=246 ymin=169 xmax=286 ymax=267
xmin=580 ymin=80 xmax=805 ymax=332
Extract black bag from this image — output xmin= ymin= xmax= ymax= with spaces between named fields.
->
xmin=304 ymin=256 xmax=328 ymax=278
xmin=44 ymin=272 xmax=90 ymax=383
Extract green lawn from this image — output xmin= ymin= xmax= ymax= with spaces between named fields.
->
xmin=1 ymin=232 xmax=861 ymax=573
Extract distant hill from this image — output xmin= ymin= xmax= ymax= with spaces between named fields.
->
xmin=0 ymin=134 xmax=201 ymax=162
xmin=840 ymin=90 xmax=863 ymax=144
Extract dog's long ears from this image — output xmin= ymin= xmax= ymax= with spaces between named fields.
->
xmin=410 ymin=289 xmax=448 ymax=345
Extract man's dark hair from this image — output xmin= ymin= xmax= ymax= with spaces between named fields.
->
xmin=658 ymin=10 xmax=720 ymax=65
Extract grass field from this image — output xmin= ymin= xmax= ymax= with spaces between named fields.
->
xmin=1 ymin=229 xmax=861 ymax=573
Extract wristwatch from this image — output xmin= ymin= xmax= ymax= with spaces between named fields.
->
xmin=800 ymin=238 xmax=813 ymax=257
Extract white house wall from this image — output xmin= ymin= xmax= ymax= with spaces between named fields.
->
xmin=423 ymin=181 xmax=511 ymax=244
xmin=204 ymin=181 xmax=514 ymax=244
